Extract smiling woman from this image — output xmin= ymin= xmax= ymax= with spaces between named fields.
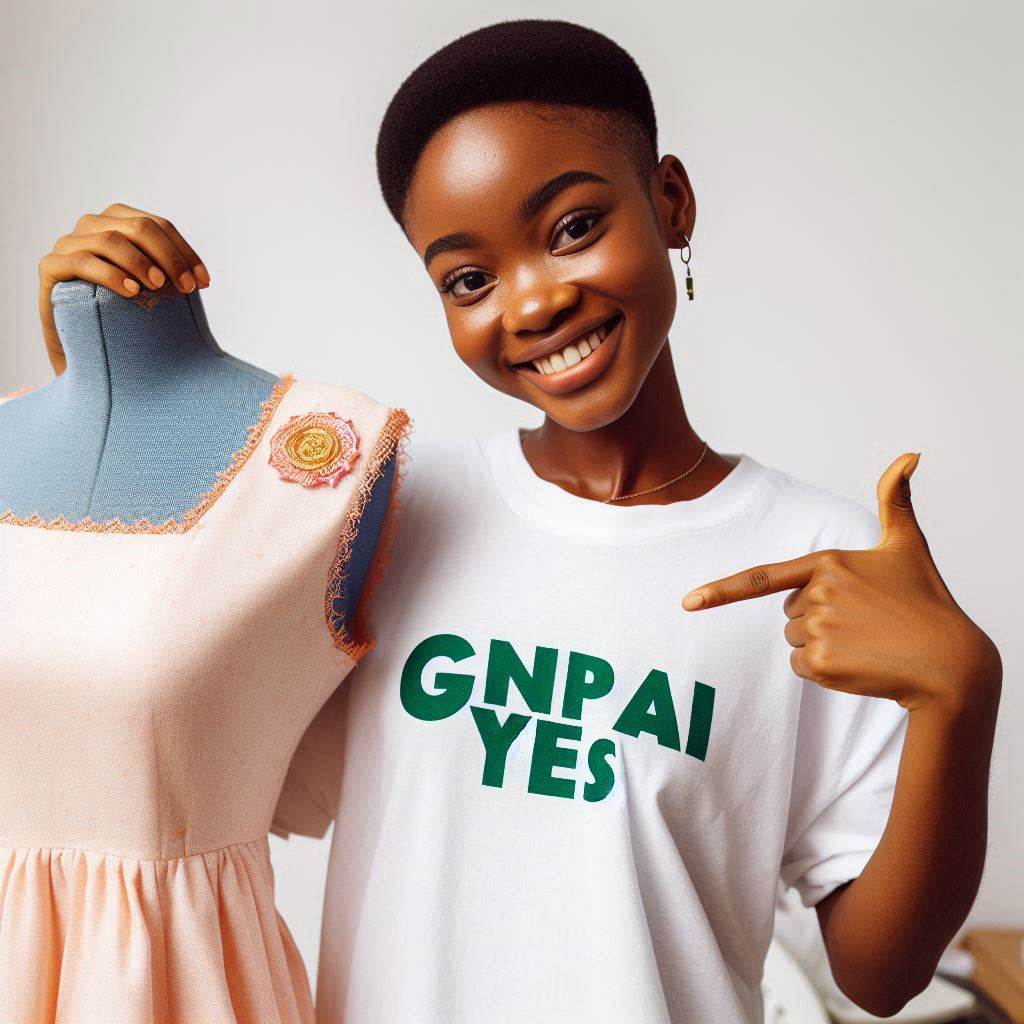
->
xmin=282 ymin=18 xmax=1003 ymax=1024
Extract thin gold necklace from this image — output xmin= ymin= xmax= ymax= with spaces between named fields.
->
xmin=603 ymin=441 xmax=710 ymax=504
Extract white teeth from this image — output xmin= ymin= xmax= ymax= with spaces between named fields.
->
xmin=528 ymin=319 xmax=617 ymax=374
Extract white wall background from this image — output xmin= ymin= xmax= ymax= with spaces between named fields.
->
xmin=3 ymin=0 xmax=1021 ymax=989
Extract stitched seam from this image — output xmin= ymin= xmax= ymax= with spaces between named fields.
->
xmin=0 ymin=374 xmax=295 ymax=533
xmin=84 ymin=292 xmax=114 ymax=519
xmin=0 ymin=835 xmax=271 ymax=863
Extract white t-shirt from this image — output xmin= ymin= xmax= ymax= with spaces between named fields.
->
xmin=285 ymin=430 xmax=908 ymax=1024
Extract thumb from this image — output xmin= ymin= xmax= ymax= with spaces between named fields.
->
xmin=876 ymin=451 xmax=925 ymax=547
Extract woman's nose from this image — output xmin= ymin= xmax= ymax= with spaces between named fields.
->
xmin=502 ymin=279 xmax=581 ymax=335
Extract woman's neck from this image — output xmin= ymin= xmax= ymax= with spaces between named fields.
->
xmin=520 ymin=341 xmax=735 ymax=505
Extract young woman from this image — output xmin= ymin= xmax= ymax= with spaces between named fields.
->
xmin=28 ymin=20 xmax=1000 ymax=1024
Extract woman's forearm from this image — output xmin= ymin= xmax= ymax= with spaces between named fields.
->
xmin=818 ymin=668 xmax=1001 ymax=1016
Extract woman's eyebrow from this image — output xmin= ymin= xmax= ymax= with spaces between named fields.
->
xmin=519 ymin=170 xmax=611 ymax=222
xmin=423 ymin=231 xmax=484 ymax=268
xmin=421 ymin=170 xmax=610 ymax=268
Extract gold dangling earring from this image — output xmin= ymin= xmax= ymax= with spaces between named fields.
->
xmin=679 ymin=232 xmax=694 ymax=300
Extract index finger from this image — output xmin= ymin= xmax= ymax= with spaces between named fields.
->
xmin=682 ymin=552 xmax=820 ymax=610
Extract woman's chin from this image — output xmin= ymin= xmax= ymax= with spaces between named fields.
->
xmin=534 ymin=386 xmax=641 ymax=432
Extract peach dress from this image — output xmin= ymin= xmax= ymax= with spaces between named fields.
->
xmin=0 ymin=377 xmax=409 ymax=1023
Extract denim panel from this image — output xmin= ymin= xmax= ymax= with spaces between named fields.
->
xmin=329 ymin=452 xmax=397 ymax=638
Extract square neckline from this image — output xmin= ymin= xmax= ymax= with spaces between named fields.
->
xmin=0 ymin=375 xmax=295 ymax=535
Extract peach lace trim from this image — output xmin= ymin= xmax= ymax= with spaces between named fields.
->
xmin=325 ymin=405 xmax=413 ymax=661
xmin=0 ymin=375 xmax=295 ymax=534
xmin=0 ymin=385 xmax=32 ymax=403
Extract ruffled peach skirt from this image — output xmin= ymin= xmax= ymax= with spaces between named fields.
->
xmin=0 ymin=836 xmax=313 ymax=1024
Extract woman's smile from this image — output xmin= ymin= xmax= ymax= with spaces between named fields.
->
xmin=512 ymin=313 xmax=623 ymax=396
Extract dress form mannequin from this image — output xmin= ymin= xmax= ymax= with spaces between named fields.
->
xmin=0 ymin=277 xmax=394 ymax=626
xmin=0 ymin=278 xmax=409 ymax=1022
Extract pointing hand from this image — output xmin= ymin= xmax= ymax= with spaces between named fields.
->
xmin=682 ymin=455 xmax=1001 ymax=714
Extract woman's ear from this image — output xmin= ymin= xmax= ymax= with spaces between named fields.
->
xmin=651 ymin=154 xmax=697 ymax=249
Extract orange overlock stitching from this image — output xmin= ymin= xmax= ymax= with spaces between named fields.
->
xmin=324 ymin=406 xmax=413 ymax=661
xmin=0 ymin=375 xmax=296 ymax=534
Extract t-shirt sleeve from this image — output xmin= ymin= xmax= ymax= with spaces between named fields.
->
xmin=779 ymin=498 xmax=910 ymax=907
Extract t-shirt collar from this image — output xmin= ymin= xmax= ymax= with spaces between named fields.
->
xmin=481 ymin=428 xmax=772 ymax=542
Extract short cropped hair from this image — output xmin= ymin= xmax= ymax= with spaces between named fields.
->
xmin=376 ymin=19 xmax=659 ymax=226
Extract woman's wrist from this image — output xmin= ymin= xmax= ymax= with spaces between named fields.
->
xmin=907 ymin=635 xmax=1001 ymax=725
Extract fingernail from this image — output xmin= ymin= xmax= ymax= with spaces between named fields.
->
xmin=124 ymin=278 xmax=139 ymax=294
xmin=903 ymin=452 xmax=921 ymax=480
xmin=682 ymin=592 xmax=705 ymax=611
xmin=193 ymin=264 xmax=211 ymax=286
xmin=149 ymin=268 xmax=165 ymax=287
xmin=179 ymin=271 xmax=197 ymax=292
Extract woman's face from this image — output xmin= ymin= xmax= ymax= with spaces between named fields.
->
xmin=403 ymin=102 xmax=696 ymax=431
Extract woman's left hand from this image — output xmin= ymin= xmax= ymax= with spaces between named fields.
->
xmin=681 ymin=454 xmax=1002 ymax=715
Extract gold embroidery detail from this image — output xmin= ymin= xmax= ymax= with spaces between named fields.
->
xmin=0 ymin=374 xmax=295 ymax=534
xmin=269 ymin=411 xmax=360 ymax=487
xmin=287 ymin=425 xmax=341 ymax=471
xmin=325 ymin=405 xmax=412 ymax=661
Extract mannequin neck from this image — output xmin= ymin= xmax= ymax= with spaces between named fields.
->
xmin=0 ymin=280 xmax=279 ymax=524
xmin=54 ymin=280 xmax=227 ymax=397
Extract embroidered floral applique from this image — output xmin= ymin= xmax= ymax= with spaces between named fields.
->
xmin=269 ymin=411 xmax=360 ymax=488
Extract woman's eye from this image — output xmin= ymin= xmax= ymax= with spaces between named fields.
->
xmin=447 ymin=270 xmax=494 ymax=297
xmin=552 ymin=214 xmax=599 ymax=250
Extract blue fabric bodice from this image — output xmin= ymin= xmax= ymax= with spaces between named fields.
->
xmin=0 ymin=280 xmax=281 ymax=522
xmin=0 ymin=279 xmax=392 ymax=628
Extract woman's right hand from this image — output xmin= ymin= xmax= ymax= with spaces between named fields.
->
xmin=38 ymin=203 xmax=211 ymax=374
